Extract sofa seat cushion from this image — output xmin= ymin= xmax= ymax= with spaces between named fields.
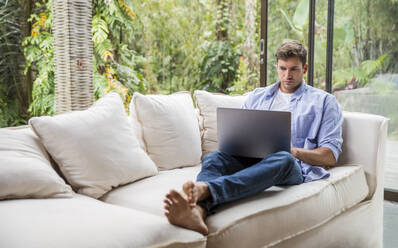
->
xmin=101 ymin=165 xmax=368 ymax=247
xmin=0 ymin=194 xmax=206 ymax=248
xmin=101 ymin=165 xmax=201 ymax=216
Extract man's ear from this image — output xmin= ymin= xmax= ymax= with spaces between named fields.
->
xmin=303 ymin=64 xmax=309 ymax=74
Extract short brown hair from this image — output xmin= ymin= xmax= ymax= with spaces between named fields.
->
xmin=275 ymin=40 xmax=307 ymax=66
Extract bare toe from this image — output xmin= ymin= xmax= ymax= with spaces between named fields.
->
xmin=164 ymin=198 xmax=171 ymax=206
xmin=165 ymin=199 xmax=208 ymax=235
xmin=170 ymin=189 xmax=186 ymax=202
xmin=183 ymin=181 xmax=195 ymax=204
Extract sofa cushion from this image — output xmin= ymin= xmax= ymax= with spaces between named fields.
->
xmin=101 ymin=166 xmax=201 ymax=216
xmin=0 ymin=194 xmax=206 ymax=248
xmin=101 ymin=165 xmax=368 ymax=247
xmin=131 ymin=92 xmax=202 ymax=170
xmin=29 ymin=92 xmax=158 ymax=199
xmin=193 ymin=90 xmax=247 ymax=156
xmin=0 ymin=126 xmax=73 ymax=200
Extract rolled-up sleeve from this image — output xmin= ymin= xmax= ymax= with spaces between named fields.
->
xmin=318 ymin=95 xmax=343 ymax=161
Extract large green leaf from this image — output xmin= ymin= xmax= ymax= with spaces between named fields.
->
xmin=279 ymin=8 xmax=302 ymax=37
xmin=92 ymin=14 xmax=108 ymax=45
xmin=293 ymin=0 xmax=309 ymax=30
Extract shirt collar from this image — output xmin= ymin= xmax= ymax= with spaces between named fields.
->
xmin=266 ymin=80 xmax=307 ymax=100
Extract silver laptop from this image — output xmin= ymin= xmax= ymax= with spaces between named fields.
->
xmin=217 ymin=107 xmax=291 ymax=158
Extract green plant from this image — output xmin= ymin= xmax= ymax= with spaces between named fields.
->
xmin=228 ymin=57 xmax=257 ymax=94
xmin=23 ymin=1 xmax=55 ymax=116
xmin=333 ymin=54 xmax=390 ymax=90
xmin=92 ymin=0 xmax=148 ymax=109
xmin=0 ymin=0 xmax=29 ymax=127
xmin=196 ymin=40 xmax=241 ymax=93
xmin=194 ymin=0 xmax=241 ymax=93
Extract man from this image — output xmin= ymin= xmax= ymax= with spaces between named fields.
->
xmin=163 ymin=40 xmax=343 ymax=235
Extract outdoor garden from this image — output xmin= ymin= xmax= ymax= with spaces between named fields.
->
xmin=1 ymin=0 xmax=398 ymax=137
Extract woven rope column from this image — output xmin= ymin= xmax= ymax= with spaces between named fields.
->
xmin=53 ymin=0 xmax=93 ymax=114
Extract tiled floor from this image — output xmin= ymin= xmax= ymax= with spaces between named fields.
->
xmin=384 ymin=201 xmax=398 ymax=248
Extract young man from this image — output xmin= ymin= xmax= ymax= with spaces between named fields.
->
xmin=163 ymin=40 xmax=343 ymax=235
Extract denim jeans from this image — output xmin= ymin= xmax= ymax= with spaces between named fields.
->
xmin=197 ymin=151 xmax=304 ymax=212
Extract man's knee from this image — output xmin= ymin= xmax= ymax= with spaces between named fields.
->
xmin=202 ymin=151 xmax=227 ymax=168
xmin=272 ymin=151 xmax=296 ymax=170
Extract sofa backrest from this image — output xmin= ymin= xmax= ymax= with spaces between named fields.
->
xmin=338 ymin=111 xmax=388 ymax=199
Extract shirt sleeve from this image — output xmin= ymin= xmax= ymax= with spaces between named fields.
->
xmin=241 ymin=89 xmax=257 ymax=109
xmin=317 ymin=95 xmax=343 ymax=162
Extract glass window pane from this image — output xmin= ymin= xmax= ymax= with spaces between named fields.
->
xmin=266 ymin=0 xmax=308 ymax=84
xmin=332 ymin=0 xmax=398 ymax=191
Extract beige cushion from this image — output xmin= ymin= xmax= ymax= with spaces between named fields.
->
xmin=129 ymin=97 xmax=146 ymax=151
xmin=132 ymin=92 xmax=202 ymax=170
xmin=101 ymin=165 xmax=368 ymax=248
xmin=101 ymin=166 xmax=201 ymax=216
xmin=0 ymin=127 xmax=73 ymax=200
xmin=0 ymin=194 xmax=206 ymax=248
xmin=193 ymin=90 xmax=247 ymax=156
xmin=29 ymin=92 xmax=158 ymax=199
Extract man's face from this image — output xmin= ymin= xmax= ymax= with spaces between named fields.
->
xmin=276 ymin=57 xmax=308 ymax=93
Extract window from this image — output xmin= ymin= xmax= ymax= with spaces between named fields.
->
xmin=261 ymin=0 xmax=398 ymax=197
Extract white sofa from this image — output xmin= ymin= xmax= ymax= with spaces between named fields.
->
xmin=0 ymin=90 xmax=388 ymax=248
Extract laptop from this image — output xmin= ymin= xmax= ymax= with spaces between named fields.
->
xmin=217 ymin=107 xmax=291 ymax=158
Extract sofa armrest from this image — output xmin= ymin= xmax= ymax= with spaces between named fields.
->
xmin=337 ymin=111 xmax=389 ymax=199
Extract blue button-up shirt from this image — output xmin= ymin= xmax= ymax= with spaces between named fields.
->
xmin=242 ymin=81 xmax=343 ymax=182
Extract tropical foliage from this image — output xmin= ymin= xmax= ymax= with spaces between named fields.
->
xmin=0 ymin=0 xmax=32 ymax=126
xmin=1 ymin=0 xmax=398 ymax=128
xmin=23 ymin=0 xmax=54 ymax=116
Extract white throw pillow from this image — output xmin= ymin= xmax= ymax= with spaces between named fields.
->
xmin=29 ymin=92 xmax=158 ymax=199
xmin=131 ymin=92 xmax=202 ymax=170
xmin=193 ymin=90 xmax=247 ymax=156
xmin=0 ymin=127 xmax=73 ymax=199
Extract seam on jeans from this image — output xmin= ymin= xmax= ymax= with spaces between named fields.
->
xmin=207 ymin=165 xmax=365 ymax=240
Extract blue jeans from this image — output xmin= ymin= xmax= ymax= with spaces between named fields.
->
xmin=197 ymin=151 xmax=304 ymax=211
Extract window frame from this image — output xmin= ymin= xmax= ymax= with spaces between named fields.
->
xmin=260 ymin=0 xmax=334 ymax=93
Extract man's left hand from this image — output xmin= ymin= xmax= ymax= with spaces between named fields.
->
xmin=290 ymin=147 xmax=336 ymax=167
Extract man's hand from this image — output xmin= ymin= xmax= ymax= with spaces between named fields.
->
xmin=290 ymin=147 xmax=336 ymax=167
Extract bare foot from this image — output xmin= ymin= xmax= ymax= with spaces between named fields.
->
xmin=164 ymin=189 xmax=208 ymax=235
xmin=182 ymin=181 xmax=210 ymax=206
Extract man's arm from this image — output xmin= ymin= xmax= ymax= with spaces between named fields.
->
xmin=291 ymin=147 xmax=336 ymax=167
xmin=291 ymin=95 xmax=343 ymax=168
